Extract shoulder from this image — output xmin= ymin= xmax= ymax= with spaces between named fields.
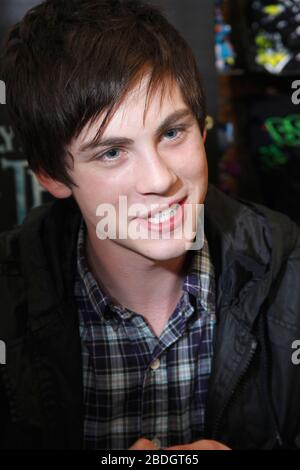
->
xmin=205 ymin=185 xmax=300 ymax=330
xmin=0 ymin=203 xmax=51 ymax=268
xmin=0 ymin=197 xmax=79 ymax=267
xmin=205 ymin=184 xmax=300 ymax=271
xmin=0 ymin=198 xmax=80 ymax=339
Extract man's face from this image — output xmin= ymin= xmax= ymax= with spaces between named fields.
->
xmin=67 ymin=74 xmax=208 ymax=261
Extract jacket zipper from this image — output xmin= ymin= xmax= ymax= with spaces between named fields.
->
xmin=258 ymin=317 xmax=283 ymax=448
xmin=211 ymin=338 xmax=258 ymax=439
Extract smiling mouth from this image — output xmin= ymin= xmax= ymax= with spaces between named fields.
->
xmin=133 ymin=196 xmax=188 ymax=234
xmin=146 ymin=197 xmax=187 ymax=223
xmin=138 ymin=196 xmax=188 ymax=221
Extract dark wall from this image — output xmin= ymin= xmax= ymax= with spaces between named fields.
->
xmin=0 ymin=0 xmax=47 ymax=231
xmin=0 ymin=0 xmax=38 ymax=43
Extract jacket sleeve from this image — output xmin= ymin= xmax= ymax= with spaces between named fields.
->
xmin=270 ymin=223 xmax=300 ymax=450
xmin=289 ymin=229 xmax=300 ymax=449
xmin=0 ymin=372 xmax=10 ymax=449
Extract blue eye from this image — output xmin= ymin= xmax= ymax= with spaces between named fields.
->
xmin=96 ymin=148 xmax=121 ymax=162
xmin=103 ymin=149 xmax=120 ymax=159
xmin=164 ymin=126 xmax=188 ymax=142
xmin=165 ymin=128 xmax=180 ymax=139
xmin=95 ymin=126 xmax=187 ymax=163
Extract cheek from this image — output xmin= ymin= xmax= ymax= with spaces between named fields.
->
xmin=178 ymin=140 xmax=208 ymax=179
xmin=73 ymin=165 xmax=132 ymax=209
xmin=71 ymin=169 xmax=107 ymax=214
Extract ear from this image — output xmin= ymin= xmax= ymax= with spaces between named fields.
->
xmin=35 ymin=171 xmax=72 ymax=199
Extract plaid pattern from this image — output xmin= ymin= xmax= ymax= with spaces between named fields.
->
xmin=74 ymin=218 xmax=217 ymax=450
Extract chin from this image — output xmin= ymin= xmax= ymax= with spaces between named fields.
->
xmin=136 ymin=238 xmax=191 ymax=262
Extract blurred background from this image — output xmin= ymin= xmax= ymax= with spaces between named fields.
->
xmin=0 ymin=0 xmax=299 ymax=232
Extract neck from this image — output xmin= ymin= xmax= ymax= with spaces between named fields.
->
xmin=85 ymin=224 xmax=190 ymax=319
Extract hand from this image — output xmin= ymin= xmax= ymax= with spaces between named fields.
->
xmin=129 ymin=438 xmax=160 ymax=450
xmin=128 ymin=438 xmax=231 ymax=450
xmin=165 ymin=439 xmax=231 ymax=450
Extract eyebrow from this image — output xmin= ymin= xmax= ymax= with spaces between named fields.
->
xmin=79 ymin=108 xmax=194 ymax=153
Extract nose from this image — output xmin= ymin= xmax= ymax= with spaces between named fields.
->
xmin=134 ymin=146 xmax=177 ymax=194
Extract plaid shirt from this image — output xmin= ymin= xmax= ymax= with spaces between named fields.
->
xmin=74 ymin=218 xmax=217 ymax=450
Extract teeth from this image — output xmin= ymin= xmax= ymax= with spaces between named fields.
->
xmin=148 ymin=203 xmax=180 ymax=224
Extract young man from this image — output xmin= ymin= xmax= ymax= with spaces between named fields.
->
xmin=0 ymin=0 xmax=299 ymax=450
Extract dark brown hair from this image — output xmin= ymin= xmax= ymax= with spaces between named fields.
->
xmin=0 ymin=0 xmax=206 ymax=187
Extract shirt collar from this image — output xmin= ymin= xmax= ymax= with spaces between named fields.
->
xmin=76 ymin=217 xmax=215 ymax=317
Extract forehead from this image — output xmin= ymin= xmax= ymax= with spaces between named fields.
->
xmin=73 ymin=74 xmax=187 ymax=148
xmin=114 ymin=73 xmax=185 ymax=123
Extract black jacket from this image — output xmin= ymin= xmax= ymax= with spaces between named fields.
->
xmin=0 ymin=185 xmax=300 ymax=450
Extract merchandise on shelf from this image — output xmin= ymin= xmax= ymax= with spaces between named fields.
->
xmin=248 ymin=0 xmax=300 ymax=74
xmin=215 ymin=0 xmax=236 ymax=71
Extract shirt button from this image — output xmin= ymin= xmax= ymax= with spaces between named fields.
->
xmin=122 ymin=311 xmax=131 ymax=319
xmin=150 ymin=358 xmax=160 ymax=370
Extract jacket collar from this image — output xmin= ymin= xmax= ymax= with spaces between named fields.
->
xmin=203 ymin=186 xmax=274 ymax=442
xmin=204 ymin=184 xmax=273 ymax=330
xmin=19 ymin=196 xmax=81 ymax=331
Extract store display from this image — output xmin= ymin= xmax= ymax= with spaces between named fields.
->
xmin=215 ymin=0 xmax=236 ymax=71
xmin=248 ymin=93 xmax=300 ymax=223
xmin=248 ymin=0 xmax=300 ymax=74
